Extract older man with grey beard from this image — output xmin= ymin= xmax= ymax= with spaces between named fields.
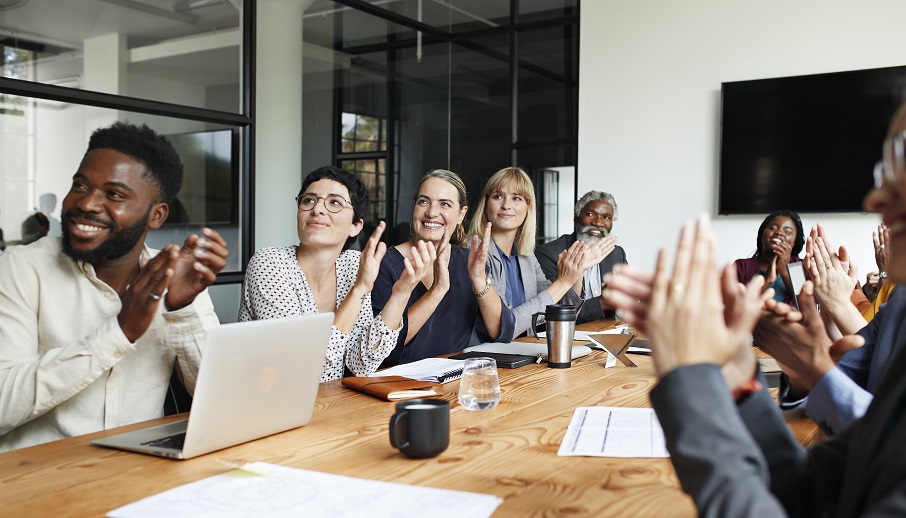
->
xmin=535 ymin=190 xmax=626 ymax=323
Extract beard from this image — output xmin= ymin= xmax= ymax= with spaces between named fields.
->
xmin=576 ymin=224 xmax=609 ymax=244
xmin=62 ymin=208 xmax=151 ymax=264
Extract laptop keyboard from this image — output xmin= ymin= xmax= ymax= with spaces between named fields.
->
xmin=141 ymin=432 xmax=186 ymax=450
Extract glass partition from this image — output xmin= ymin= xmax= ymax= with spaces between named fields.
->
xmin=0 ymin=99 xmax=244 ymax=272
xmin=0 ymin=0 xmax=243 ymax=112
xmin=302 ymin=0 xmax=579 ymax=238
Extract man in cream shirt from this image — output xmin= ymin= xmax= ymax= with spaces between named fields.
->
xmin=0 ymin=122 xmax=228 ymax=451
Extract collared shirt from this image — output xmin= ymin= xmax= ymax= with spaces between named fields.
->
xmin=583 ymin=264 xmax=603 ymax=299
xmin=804 ymin=367 xmax=873 ymax=435
xmin=496 ymin=246 xmax=526 ymax=309
xmin=0 ymin=237 xmax=219 ymax=452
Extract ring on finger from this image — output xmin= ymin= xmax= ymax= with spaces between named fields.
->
xmin=672 ymin=283 xmax=684 ymax=294
xmin=149 ymin=292 xmax=162 ymax=301
xmin=880 ymin=244 xmax=886 ymax=250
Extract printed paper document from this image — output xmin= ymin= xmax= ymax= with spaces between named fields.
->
xmin=558 ymin=407 xmax=669 ymax=458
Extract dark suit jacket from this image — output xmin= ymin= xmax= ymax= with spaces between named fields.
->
xmin=534 ymin=233 xmax=627 ymax=323
xmin=650 ymin=345 xmax=906 ymax=516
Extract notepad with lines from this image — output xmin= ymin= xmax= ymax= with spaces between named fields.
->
xmin=370 ymin=357 xmax=465 ymax=384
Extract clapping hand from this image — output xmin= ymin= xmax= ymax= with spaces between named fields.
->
xmin=754 ymin=282 xmax=862 ymax=389
xmin=556 ymin=240 xmax=588 ymax=287
xmin=581 ymin=235 xmax=617 ymax=270
xmin=118 ymin=245 xmax=179 ymax=342
xmin=164 ymin=228 xmax=228 ymax=311
xmin=467 ymin=222 xmax=492 ymax=293
xmin=873 ymin=224 xmax=890 ymax=275
xmin=354 ymin=221 xmax=389 ymax=294
xmin=803 ymin=225 xmax=855 ymax=311
xmin=395 ymin=239 xmax=435 ymax=295
xmin=431 ymin=229 xmax=451 ymax=293
xmin=645 ymin=216 xmax=766 ymax=377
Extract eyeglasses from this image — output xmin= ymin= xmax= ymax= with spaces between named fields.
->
xmin=875 ymin=130 xmax=906 ymax=188
xmin=295 ymin=194 xmax=352 ymax=213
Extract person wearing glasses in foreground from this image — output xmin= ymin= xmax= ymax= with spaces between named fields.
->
xmin=603 ymin=110 xmax=906 ymax=514
xmin=371 ymin=169 xmax=515 ymax=366
xmin=469 ymin=167 xmax=614 ymax=337
xmin=238 ymin=166 xmax=433 ymax=381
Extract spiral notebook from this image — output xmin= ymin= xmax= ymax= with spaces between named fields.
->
xmin=370 ymin=357 xmax=465 ymax=384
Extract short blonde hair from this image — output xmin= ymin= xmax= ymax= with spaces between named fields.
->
xmin=469 ymin=167 xmax=537 ymax=255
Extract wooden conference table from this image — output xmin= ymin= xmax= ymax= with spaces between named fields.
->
xmin=0 ymin=319 xmax=821 ymax=517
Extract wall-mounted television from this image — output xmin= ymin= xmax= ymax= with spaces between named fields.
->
xmin=719 ymin=66 xmax=906 ymax=214
xmin=165 ymin=128 xmax=239 ymax=226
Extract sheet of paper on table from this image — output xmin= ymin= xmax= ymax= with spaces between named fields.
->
xmin=107 ymin=462 xmax=503 ymax=518
xmin=558 ymin=407 xmax=669 ymax=458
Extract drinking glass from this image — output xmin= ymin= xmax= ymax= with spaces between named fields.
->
xmin=458 ymin=357 xmax=500 ymax=411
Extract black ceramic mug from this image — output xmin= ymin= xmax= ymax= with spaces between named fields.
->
xmin=388 ymin=399 xmax=450 ymax=458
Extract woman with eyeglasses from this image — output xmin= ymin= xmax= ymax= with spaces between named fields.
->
xmin=469 ymin=167 xmax=614 ymax=337
xmin=734 ymin=209 xmax=806 ymax=304
xmin=371 ymin=169 xmax=515 ymax=366
xmin=238 ymin=166 xmax=432 ymax=381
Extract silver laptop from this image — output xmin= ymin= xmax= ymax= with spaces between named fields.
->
xmin=91 ymin=313 xmax=333 ymax=459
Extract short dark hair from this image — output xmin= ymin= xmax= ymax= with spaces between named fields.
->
xmin=299 ymin=166 xmax=370 ymax=250
xmin=85 ymin=122 xmax=184 ymax=203
xmin=754 ymin=210 xmax=805 ymax=257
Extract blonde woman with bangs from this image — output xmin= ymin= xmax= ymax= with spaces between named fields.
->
xmin=470 ymin=167 xmax=612 ymax=337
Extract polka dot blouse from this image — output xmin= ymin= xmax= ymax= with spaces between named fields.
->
xmin=238 ymin=246 xmax=401 ymax=381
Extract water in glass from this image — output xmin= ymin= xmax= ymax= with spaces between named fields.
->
xmin=458 ymin=357 xmax=501 ymax=411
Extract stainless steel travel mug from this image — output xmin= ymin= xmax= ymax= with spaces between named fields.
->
xmin=544 ymin=304 xmax=576 ymax=368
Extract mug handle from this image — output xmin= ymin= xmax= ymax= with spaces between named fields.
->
xmin=389 ymin=411 xmax=410 ymax=450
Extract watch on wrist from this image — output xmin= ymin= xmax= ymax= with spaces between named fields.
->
xmin=474 ymin=277 xmax=491 ymax=297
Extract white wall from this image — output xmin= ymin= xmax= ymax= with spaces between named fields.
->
xmin=579 ymin=0 xmax=906 ymax=276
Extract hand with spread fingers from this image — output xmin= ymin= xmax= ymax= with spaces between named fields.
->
xmin=873 ymin=223 xmax=890 ymax=276
xmin=802 ymin=225 xmax=869 ymax=336
xmin=164 ymin=228 xmax=229 ymax=311
xmin=645 ymin=216 xmax=766 ymax=377
xmin=118 ymin=245 xmax=179 ymax=342
xmin=804 ymin=226 xmax=855 ymax=311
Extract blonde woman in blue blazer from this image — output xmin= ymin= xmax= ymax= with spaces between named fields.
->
xmin=469 ymin=167 xmax=615 ymax=337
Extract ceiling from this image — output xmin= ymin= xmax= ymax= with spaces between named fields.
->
xmin=0 ymin=0 xmax=573 ymax=90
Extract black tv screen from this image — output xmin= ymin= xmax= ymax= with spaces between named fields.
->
xmin=719 ymin=66 xmax=906 ymax=214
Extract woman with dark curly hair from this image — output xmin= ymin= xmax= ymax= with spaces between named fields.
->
xmin=734 ymin=210 xmax=805 ymax=304
xmin=238 ymin=166 xmax=432 ymax=381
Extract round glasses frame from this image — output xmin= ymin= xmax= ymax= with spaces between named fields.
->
xmin=875 ymin=130 xmax=906 ymax=188
xmin=295 ymin=194 xmax=352 ymax=213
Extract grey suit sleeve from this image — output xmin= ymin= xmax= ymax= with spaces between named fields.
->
xmin=650 ymin=364 xmax=788 ymax=517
